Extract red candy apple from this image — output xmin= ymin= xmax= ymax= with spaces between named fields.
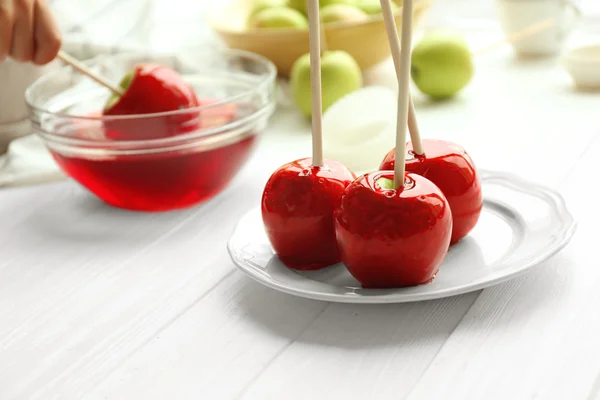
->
xmin=334 ymin=171 xmax=452 ymax=288
xmin=261 ymin=157 xmax=356 ymax=270
xmin=103 ymin=64 xmax=201 ymax=140
xmin=380 ymin=139 xmax=482 ymax=244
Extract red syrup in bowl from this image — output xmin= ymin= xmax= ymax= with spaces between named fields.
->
xmin=50 ymin=102 xmax=259 ymax=212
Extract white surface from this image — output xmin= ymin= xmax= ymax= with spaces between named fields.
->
xmin=227 ymin=170 xmax=576 ymax=303
xmin=2 ymin=1 xmax=600 ymax=399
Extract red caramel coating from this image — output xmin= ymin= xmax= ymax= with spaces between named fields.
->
xmin=334 ymin=171 xmax=453 ymax=288
xmin=261 ymin=158 xmax=356 ymax=270
xmin=380 ymin=139 xmax=482 ymax=244
xmin=103 ymin=64 xmax=200 ymax=140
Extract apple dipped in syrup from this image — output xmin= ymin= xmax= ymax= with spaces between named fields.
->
xmin=261 ymin=0 xmax=356 ymax=270
xmin=334 ymin=0 xmax=453 ymax=288
xmin=380 ymin=139 xmax=482 ymax=245
xmin=102 ymin=64 xmax=201 ymax=140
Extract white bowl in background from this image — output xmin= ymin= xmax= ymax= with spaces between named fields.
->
xmin=561 ymin=43 xmax=600 ymax=90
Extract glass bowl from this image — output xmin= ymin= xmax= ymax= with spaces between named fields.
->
xmin=25 ymin=50 xmax=277 ymax=212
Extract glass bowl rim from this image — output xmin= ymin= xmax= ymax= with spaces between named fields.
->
xmin=25 ymin=48 xmax=278 ymax=149
xmin=25 ymin=48 xmax=277 ymax=121
xmin=36 ymin=102 xmax=276 ymax=153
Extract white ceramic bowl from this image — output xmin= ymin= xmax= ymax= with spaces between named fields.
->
xmin=561 ymin=43 xmax=600 ymax=90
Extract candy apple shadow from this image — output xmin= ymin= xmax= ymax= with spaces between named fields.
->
xmin=232 ymin=264 xmax=481 ymax=349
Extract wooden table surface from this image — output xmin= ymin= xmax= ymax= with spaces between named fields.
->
xmin=2 ymin=1 xmax=600 ymax=399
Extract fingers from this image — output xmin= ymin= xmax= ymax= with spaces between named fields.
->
xmin=0 ymin=0 xmax=15 ymax=61
xmin=32 ymin=0 xmax=61 ymax=65
xmin=10 ymin=0 xmax=35 ymax=62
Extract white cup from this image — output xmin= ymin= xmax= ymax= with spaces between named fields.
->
xmin=496 ymin=0 xmax=582 ymax=56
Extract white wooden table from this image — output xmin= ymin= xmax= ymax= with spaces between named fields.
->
xmin=2 ymin=1 xmax=600 ymax=399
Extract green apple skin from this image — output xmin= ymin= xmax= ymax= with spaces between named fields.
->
xmin=248 ymin=7 xmax=309 ymax=29
xmin=288 ymin=0 xmax=307 ymax=14
xmin=249 ymin=0 xmax=289 ymax=18
xmin=105 ymin=70 xmax=135 ymax=110
xmin=320 ymin=0 xmax=357 ymax=7
xmin=288 ymin=0 xmax=356 ymax=14
xmin=290 ymin=50 xmax=363 ymax=118
xmin=411 ymin=30 xmax=474 ymax=99
xmin=320 ymin=4 xmax=369 ymax=24
xmin=356 ymin=0 xmax=399 ymax=15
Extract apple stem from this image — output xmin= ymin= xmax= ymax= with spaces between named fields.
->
xmin=381 ymin=0 xmax=413 ymax=189
xmin=307 ymin=0 xmax=324 ymax=167
xmin=56 ymin=50 xmax=124 ymax=96
xmin=380 ymin=0 xmax=424 ymax=156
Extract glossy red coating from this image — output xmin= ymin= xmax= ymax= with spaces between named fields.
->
xmin=103 ymin=64 xmax=200 ymax=140
xmin=380 ymin=139 xmax=482 ymax=244
xmin=261 ymin=158 xmax=356 ymax=270
xmin=334 ymin=171 xmax=452 ymax=288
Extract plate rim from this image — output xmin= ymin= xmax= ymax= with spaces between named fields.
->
xmin=227 ymin=169 xmax=578 ymax=304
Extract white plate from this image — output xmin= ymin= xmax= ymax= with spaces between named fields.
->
xmin=227 ymin=170 xmax=577 ymax=303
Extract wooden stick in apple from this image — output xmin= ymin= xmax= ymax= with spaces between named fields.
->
xmin=380 ymin=0 xmax=414 ymax=188
xmin=259 ymin=0 xmax=357 ymax=271
xmin=57 ymin=50 xmax=124 ymax=96
xmin=379 ymin=0 xmax=484 ymax=244
xmin=307 ymin=0 xmax=324 ymax=167
xmin=380 ymin=0 xmax=424 ymax=156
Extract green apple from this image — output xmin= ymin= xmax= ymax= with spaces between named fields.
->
xmin=249 ymin=0 xmax=289 ymax=18
xmin=320 ymin=0 xmax=357 ymax=7
xmin=288 ymin=0 xmax=307 ymax=14
xmin=320 ymin=4 xmax=369 ymax=24
xmin=248 ymin=7 xmax=309 ymax=29
xmin=104 ymin=70 xmax=134 ymax=110
xmin=288 ymin=0 xmax=356 ymax=14
xmin=356 ymin=0 xmax=400 ymax=15
xmin=411 ymin=30 xmax=474 ymax=99
xmin=290 ymin=50 xmax=363 ymax=118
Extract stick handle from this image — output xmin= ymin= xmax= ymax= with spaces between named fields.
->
xmin=307 ymin=0 xmax=324 ymax=167
xmin=56 ymin=50 xmax=124 ymax=96
xmin=474 ymin=18 xmax=557 ymax=56
xmin=381 ymin=0 xmax=424 ymax=156
xmin=380 ymin=0 xmax=413 ymax=189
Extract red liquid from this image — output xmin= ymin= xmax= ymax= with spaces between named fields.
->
xmin=52 ymin=134 xmax=257 ymax=212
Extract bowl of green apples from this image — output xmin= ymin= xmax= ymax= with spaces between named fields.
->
xmin=207 ymin=0 xmax=434 ymax=77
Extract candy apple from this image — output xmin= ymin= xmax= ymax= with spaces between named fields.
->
xmin=380 ymin=139 xmax=482 ymax=244
xmin=334 ymin=171 xmax=452 ymax=288
xmin=103 ymin=64 xmax=200 ymax=140
xmin=262 ymin=157 xmax=356 ymax=270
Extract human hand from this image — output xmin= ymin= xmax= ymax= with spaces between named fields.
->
xmin=0 ymin=0 xmax=61 ymax=65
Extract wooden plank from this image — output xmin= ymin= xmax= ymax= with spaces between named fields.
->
xmin=0 ymin=148 xmax=286 ymax=399
xmin=86 ymin=272 xmax=330 ymax=400
xmin=405 ymin=132 xmax=600 ymax=400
